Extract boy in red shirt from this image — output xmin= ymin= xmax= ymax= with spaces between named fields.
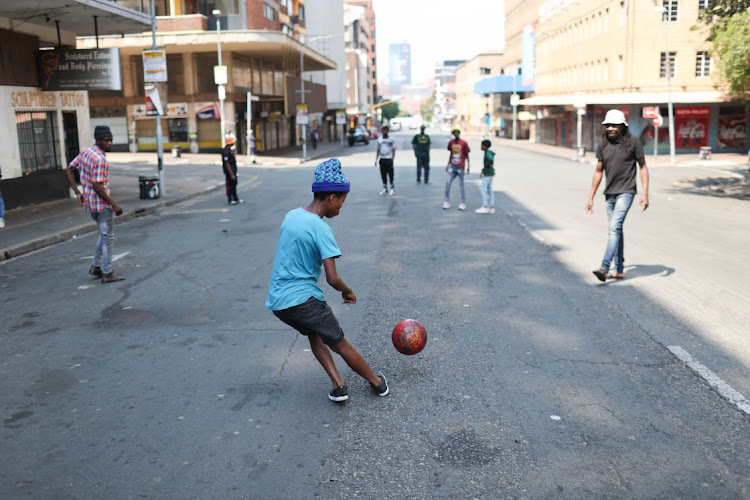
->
xmin=443 ymin=126 xmax=470 ymax=210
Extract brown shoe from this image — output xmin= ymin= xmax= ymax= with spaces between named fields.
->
xmin=101 ymin=272 xmax=125 ymax=283
xmin=89 ymin=266 xmax=104 ymax=278
xmin=592 ymin=268 xmax=608 ymax=282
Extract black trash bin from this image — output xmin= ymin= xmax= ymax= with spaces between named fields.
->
xmin=138 ymin=175 xmax=160 ymax=200
xmin=171 ymin=146 xmax=182 ymax=158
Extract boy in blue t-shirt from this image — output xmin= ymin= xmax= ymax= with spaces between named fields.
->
xmin=266 ymin=158 xmax=389 ymax=402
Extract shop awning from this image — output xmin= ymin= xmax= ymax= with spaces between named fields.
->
xmin=474 ymin=75 xmax=535 ymax=95
xmin=519 ymin=91 xmax=728 ymax=106
xmin=0 ymin=0 xmax=150 ymax=43
xmin=77 ymin=29 xmax=337 ymax=71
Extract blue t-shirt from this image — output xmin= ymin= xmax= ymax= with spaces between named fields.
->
xmin=265 ymin=208 xmax=342 ymax=311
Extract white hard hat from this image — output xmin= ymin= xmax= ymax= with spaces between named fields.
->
xmin=602 ymin=109 xmax=628 ymax=126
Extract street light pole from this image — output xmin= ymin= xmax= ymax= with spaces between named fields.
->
xmin=300 ymin=34 xmax=306 ymax=160
xmin=655 ymin=4 xmax=676 ymax=165
xmin=213 ymin=9 xmax=226 ymax=149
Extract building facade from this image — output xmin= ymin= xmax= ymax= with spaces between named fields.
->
xmin=434 ymin=60 xmax=464 ymax=126
xmin=455 ymin=53 xmax=505 ymax=135
xmin=519 ymin=0 xmax=748 ymax=154
xmin=0 ymin=1 xmax=150 ymax=209
xmin=77 ymin=0 xmax=336 ymax=157
xmin=343 ymin=1 xmax=376 ymax=123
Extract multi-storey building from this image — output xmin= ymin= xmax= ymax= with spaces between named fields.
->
xmin=76 ymin=0 xmax=336 ymax=156
xmin=434 ymin=60 xmax=464 ymax=126
xmin=1 ymin=1 xmax=150 ymax=208
xmin=345 ymin=0 xmax=377 ymax=102
xmin=304 ymin=0 xmax=347 ymax=142
xmin=343 ymin=1 xmax=375 ymax=123
xmin=518 ymin=0 xmax=748 ymax=154
xmin=455 ymin=53 xmax=505 ymax=135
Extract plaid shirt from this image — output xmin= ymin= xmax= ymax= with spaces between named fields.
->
xmin=70 ymin=145 xmax=111 ymax=213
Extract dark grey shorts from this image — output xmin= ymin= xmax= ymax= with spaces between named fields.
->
xmin=272 ymin=297 xmax=345 ymax=346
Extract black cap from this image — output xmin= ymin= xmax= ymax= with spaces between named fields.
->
xmin=94 ymin=125 xmax=112 ymax=139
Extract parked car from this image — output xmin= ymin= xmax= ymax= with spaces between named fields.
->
xmin=348 ymin=127 xmax=370 ymax=146
xmin=369 ymin=128 xmax=379 ymax=139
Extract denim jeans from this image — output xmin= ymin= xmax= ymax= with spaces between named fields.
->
xmin=445 ymin=166 xmax=465 ymax=202
xmin=0 ymin=184 xmax=4 ymax=219
xmin=479 ymin=175 xmax=495 ymax=207
xmin=90 ymin=208 xmax=115 ymax=274
xmin=600 ymin=193 xmax=634 ymax=274
xmin=416 ymin=156 xmax=430 ymax=182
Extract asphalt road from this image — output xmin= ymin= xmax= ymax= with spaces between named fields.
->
xmin=2 ymin=131 xmax=749 ymax=498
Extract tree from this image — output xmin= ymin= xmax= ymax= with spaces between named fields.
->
xmin=420 ymin=93 xmax=436 ymax=124
xmin=698 ymin=0 xmax=750 ymax=39
xmin=710 ymin=11 xmax=750 ymax=99
xmin=379 ymin=100 xmax=400 ymax=122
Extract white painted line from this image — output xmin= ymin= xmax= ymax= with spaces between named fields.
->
xmin=667 ymin=345 xmax=750 ymax=415
xmin=79 ymin=251 xmax=130 ymax=262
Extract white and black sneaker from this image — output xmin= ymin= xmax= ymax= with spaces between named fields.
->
xmin=371 ymin=372 xmax=389 ymax=397
xmin=328 ymin=385 xmax=349 ymax=402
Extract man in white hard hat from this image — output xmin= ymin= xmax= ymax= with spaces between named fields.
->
xmin=585 ymin=109 xmax=649 ymax=282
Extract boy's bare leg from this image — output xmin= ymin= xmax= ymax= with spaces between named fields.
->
xmin=330 ymin=338 xmax=382 ymax=386
xmin=308 ymin=335 xmax=346 ymax=388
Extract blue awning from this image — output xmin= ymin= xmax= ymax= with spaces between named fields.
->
xmin=474 ymin=75 xmax=535 ymax=95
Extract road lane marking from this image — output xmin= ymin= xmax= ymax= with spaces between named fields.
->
xmin=667 ymin=345 xmax=750 ymax=415
xmin=80 ymin=252 xmax=131 ymax=262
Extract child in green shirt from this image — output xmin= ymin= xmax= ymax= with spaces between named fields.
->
xmin=475 ymin=140 xmax=496 ymax=214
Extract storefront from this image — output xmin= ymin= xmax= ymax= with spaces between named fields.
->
xmin=0 ymin=87 xmax=90 ymax=208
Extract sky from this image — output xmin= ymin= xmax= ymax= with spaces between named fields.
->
xmin=372 ymin=0 xmax=506 ymax=86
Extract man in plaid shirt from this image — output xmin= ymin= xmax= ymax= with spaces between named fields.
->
xmin=66 ymin=125 xmax=125 ymax=283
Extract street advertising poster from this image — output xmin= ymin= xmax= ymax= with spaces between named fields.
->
xmin=675 ymin=106 xmax=710 ymax=149
xmin=296 ymin=104 xmax=309 ymax=125
xmin=717 ymin=106 xmax=746 ymax=150
xmin=336 ymin=111 xmax=346 ymax=125
xmin=38 ymin=48 xmax=121 ymax=91
xmin=142 ymin=50 xmax=168 ymax=83
xmin=196 ymin=102 xmax=221 ymax=120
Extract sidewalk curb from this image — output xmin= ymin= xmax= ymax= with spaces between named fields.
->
xmin=0 ymin=182 xmax=224 ymax=262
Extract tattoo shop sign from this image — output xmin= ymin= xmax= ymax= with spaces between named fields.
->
xmin=38 ymin=48 xmax=122 ymax=91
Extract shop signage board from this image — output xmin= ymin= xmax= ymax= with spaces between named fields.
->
xmin=38 ymin=48 xmax=122 ymax=91
xmin=142 ymin=50 xmax=168 ymax=83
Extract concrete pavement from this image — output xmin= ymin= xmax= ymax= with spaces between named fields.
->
xmin=1 ymin=136 xmax=747 ymax=262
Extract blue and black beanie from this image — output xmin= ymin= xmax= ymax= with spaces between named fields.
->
xmin=311 ymin=158 xmax=350 ymax=193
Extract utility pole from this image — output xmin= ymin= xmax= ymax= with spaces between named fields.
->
xmin=150 ymin=0 xmax=164 ymax=194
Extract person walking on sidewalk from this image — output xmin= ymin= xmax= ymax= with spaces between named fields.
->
xmin=247 ymin=129 xmax=257 ymax=164
xmin=586 ymin=109 xmax=649 ymax=282
xmin=475 ymin=139 xmax=496 ymax=214
xmin=444 ymin=125 xmax=470 ymax=210
xmin=266 ymin=158 xmax=390 ymax=402
xmin=412 ymin=125 xmax=431 ymax=184
xmin=222 ymin=136 xmax=243 ymax=205
xmin=375 ymin=125 xmax=396 ymax=195
xmin=0 ymin=165 xmax=5 ymax=229
xmin=65 ymin=125 xmax=125 ymax=283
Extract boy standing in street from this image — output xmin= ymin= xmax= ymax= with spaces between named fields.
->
xmin=375 ymin=125 xmax=396 ymax=195
xmin=411 ymin=125 xmax=431 ymax=184
xmin=444 ymin=126 xmax=470 ymax=210
xmin=475 ymin=139 xmax=496 ymax=214
xmin=266 ymin=158 xmax=390 ymax=402
xmin=586 ymin=109 xmax=649 ymax=281
xmin=66 ymin=125 xmax=125 ymax=283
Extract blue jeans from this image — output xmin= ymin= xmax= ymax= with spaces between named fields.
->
xmin=479 ymin=175 xmax=495 ymax=207
xmin=600 ymin=193 xmax=634 ymax=274
xmin=90 ymin=208 xmax=115 ymax=274
xmin=445 ymin=166 xmax=465 ymax=202
xmin=0 ymin=184 xmax=4 ymax=219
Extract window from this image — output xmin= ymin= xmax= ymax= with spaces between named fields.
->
xmin=663 ymin=0 xmax=678 ymax=21
xmin=479 ymin=67 xmax=491 ymax=75
xmin=695 ymin=51 xmax=711 ymax=77
xmin=263 ymin=3 xmax=276 ymax=22
xmin=698 ymin=0 xmax=709 ymax=10
xmin=16 ymin=111 xmax=61 ymax=175
xmin=297 ymin=5 xmax=305 ymax=20
xmin=660 ymin=52 xmax=676 ymax=78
